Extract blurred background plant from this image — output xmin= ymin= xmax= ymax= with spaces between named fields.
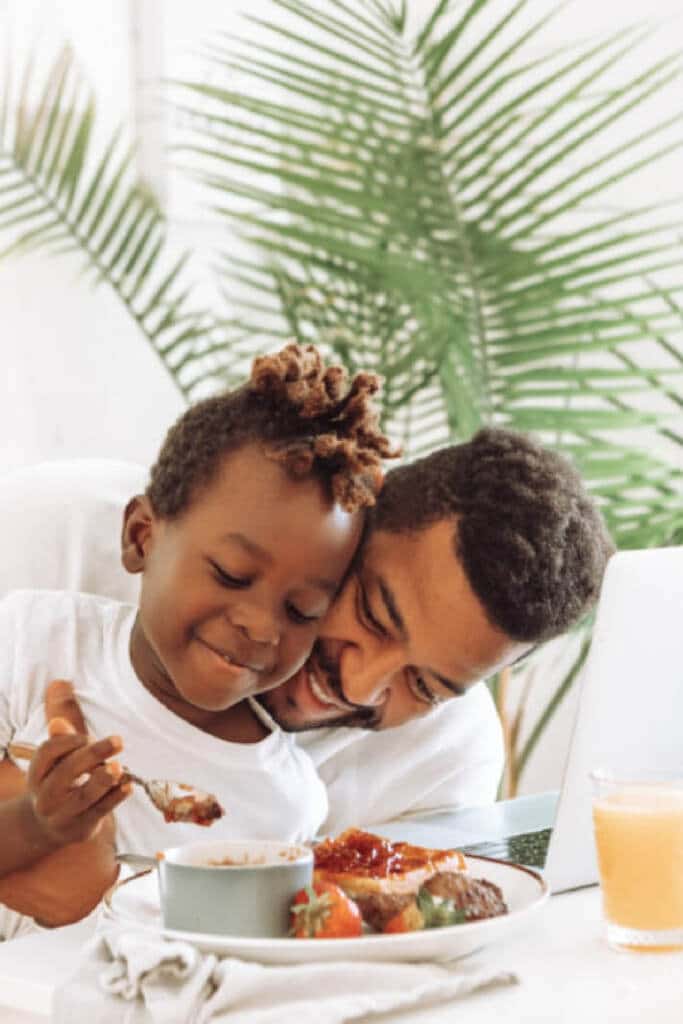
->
xmin=1 ymin=0 xmax=681 ymax=794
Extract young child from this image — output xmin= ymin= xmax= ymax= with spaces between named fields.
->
xmin=0 ymin=343 xmax=394 ymax=939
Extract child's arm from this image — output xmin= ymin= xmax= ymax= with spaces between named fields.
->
xmin=0 ymin=681 xmax=130 ymax=926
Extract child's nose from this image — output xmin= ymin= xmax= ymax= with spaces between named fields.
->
xmin=230 ymin=604 xmax=280 ymax=646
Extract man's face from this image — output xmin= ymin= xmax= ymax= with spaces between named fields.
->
xmin=260 ymin=519 xmax=531 ymax=731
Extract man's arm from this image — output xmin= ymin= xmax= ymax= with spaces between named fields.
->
xmin=0 ymin=681 xmax=126 ymax=927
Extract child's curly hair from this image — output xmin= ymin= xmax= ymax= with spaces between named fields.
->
xmin=147 ymin=344 xmax=398 ymax=516
xmin=373 ymin=428 xmax=615 ymax=643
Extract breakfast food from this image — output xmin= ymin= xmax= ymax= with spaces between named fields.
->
xmin=207 ymin=847 xmax=305 ymax=866
xmin=424 ymin=870 xmax=507 ymax=919
xmin=381 ymin=887 xmax=467 ymax=934
xmin=357 ymin=873 xmax=507 ymax=933
xmin=290 ymin=881 xmax=364 ymax=939
xmin=158 ymin=784 xmax=224 ymax=826
xmin=288 ymin=828 xmax=508 ymax=939
xmin=313 ymin=827 xmax=466 ymax=897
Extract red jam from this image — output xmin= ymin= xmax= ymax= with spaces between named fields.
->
xmin=314 ymin=830 xmax=435 ymax=878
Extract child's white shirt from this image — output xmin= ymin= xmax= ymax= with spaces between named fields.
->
xmin=0 ymin=589 xmax=327 ymax=940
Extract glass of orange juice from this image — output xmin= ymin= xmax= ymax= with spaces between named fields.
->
xmin=591 ymin=768 xmax=683 ymax=952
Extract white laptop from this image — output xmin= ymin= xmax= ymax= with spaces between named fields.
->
xmin=546 ymin=544 xmax=683 ymax=891
xmin=457 ymin=545 xmax=683 ymax=893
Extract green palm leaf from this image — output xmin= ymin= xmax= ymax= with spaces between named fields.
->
xmin=0 ymin=45 xmax=234 ymax=401
xmin=175 ymin=0 xmax=682 ymax=528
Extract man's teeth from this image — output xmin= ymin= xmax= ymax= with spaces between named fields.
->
xmin=308 ymin=670 xmax=348 ymax=710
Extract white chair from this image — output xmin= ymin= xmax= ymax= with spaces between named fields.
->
xmin=0 ymin=459 xmax=147 ymax=602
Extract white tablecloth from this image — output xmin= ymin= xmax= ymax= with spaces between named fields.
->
xmin=1 ymin=886 xmax=681 ymax=1023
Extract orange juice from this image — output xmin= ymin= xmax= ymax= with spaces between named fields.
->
xmin=592 ymin=784 xmax=683 ymax=942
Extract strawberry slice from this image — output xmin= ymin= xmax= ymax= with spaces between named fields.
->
xmin=290 ymin=881 xmax=363 ymax=939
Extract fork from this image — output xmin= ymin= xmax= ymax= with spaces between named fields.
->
xmin=5 ymin=741 xmax=224 ymax=825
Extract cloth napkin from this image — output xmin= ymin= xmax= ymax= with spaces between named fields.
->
xmin=51 ymin=923 xmax=518 ymax=1024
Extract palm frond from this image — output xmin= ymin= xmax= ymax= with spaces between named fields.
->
xmin=0 ymin=45 xmax=235 ymax=401
xmin=175 ymin=0 xmax=682 ymax=537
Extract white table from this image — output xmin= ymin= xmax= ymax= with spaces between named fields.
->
xmin=1 ymin=795 xmax=680 ymax=1023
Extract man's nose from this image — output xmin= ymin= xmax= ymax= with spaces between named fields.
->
xmin=341 ymin=645 xmax=405 ymax=707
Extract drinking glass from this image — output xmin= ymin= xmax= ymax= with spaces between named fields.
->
xmin=591 ymin=768 xmax=683 ymax=952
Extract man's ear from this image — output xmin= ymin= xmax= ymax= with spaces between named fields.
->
xmin=121 ymin=495 xmax=155 ymax=574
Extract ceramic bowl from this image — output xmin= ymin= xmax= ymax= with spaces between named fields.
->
xmin=155 ymin=839 xmax=313 ymax=937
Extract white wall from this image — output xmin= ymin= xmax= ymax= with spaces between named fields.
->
xmin=2 ymin=252 xmax=183 ymax=471
xmin=0 ymin=0 xmax=184 ymax=473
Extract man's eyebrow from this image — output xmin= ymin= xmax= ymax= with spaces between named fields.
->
xmin=377 ymin=575 xmax=407 ymax=640
xmin=219 ymin=532 xmax=336 ymax=593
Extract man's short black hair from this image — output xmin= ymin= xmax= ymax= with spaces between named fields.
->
xmin=372 ymin=428 xmax=614 ymax=643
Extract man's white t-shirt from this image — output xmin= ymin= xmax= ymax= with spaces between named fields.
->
xmin=0 ymin=589 xmax=328 ymax=939
xmin=297 ymin=683 xmax=503 ymax=835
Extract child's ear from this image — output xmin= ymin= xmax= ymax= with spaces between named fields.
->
xmin=121 ymin=495 xmax=155 ymax=574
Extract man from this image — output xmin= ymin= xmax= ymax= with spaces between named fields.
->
xmin=0 ymin=427 xmax=612 ymax=928
xmin=260 ymin=427 xmax=613 ymax=831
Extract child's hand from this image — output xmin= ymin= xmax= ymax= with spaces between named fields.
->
xmin=0 ymin=681 xmax=125 ymax=926
xmin=23 ymin=687 xmax=131 ymax=849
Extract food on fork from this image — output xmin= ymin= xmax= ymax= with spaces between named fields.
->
xmin=143 ymin=780 xmax=224 ymax=826
xmin=312 ymin=827 xmax=466 ymax=897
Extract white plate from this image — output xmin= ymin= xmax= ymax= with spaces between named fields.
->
xmin=103 ymin=856 xmax=548 ymax=963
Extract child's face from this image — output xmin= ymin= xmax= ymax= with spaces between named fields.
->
xmin=123 ymin=443 xmax=363 ymax=721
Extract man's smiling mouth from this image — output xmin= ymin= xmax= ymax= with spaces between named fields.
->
xmin=305 ymin=661 xmax=353 ymax=712
xmin=302 ymin=649 xmax=371 ymax=715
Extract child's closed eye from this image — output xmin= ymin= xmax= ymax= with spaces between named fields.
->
xmin=210 ymin=561 xmax=250 ymax=589
xmin=286 ymin=603 xmax=322 ymax=625
xmin=210 ymin=558 xmax=326 ymax=626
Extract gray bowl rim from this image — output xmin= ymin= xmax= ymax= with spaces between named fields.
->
xmin=160 ymin=840 xmax=314 ymax=871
